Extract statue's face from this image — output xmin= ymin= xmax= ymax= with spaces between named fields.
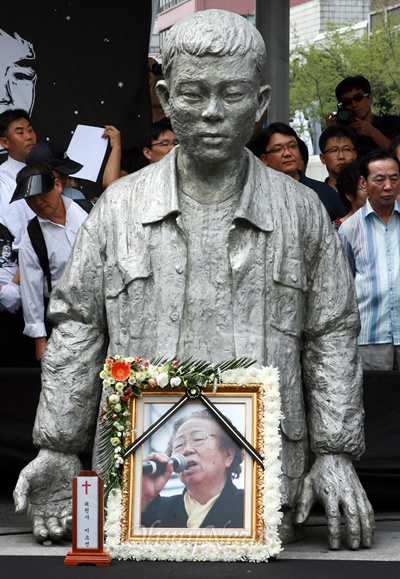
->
xmin=161 ymin=52 xmax=267 ymax=164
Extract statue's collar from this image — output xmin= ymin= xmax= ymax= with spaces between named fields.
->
xmin=140 ymin=147 xmax=274 ymax=233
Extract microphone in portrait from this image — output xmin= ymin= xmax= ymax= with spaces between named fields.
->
xmin=142 ymin=454 xmax=187 ymax=475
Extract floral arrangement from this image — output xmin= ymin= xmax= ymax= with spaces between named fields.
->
xmin=102 ymin=360 xmax=283 ymax=563
xmin=98 ymin=356 xmax=255 ymax=501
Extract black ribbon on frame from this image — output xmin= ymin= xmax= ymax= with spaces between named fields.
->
xmin=124 ymin=393 xmax=189 ymax=460
xmin=123 ymin=387 xmax=264 ymax=470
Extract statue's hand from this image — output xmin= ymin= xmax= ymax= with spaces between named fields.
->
xmin=294 ymin=454 xmax=375 ymax=550
xmin=13 ymin=449 xmax=82 ymax=543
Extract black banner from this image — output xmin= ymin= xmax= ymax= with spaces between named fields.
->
xmin=1 ymin=0 xmax=153 ymax=197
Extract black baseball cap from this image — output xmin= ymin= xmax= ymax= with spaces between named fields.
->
xmin=26 ymin=141 xmax=83 ymax=174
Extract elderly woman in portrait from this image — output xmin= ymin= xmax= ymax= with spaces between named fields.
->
xmin=141 ymin=409 xmax=244 ymax=529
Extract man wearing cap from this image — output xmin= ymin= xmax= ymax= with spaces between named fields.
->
xmin=11 ymin=163 xmax=89 ymax=360
xmin=26 ymin=140 xmax=86 ymax=200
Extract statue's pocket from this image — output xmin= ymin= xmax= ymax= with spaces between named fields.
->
xmin=104 ymin=253 xmax=152 ymax=298
xmin=271 ymin=257 xmax=306 ymax=337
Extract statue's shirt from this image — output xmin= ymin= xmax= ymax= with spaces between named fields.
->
xmin=178 ymin=192 xmax=240 ymax=360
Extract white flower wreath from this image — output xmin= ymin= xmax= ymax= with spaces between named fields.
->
xmin=104 ymin=364 xmax=283 ymax=562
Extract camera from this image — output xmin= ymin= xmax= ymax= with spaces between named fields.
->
xmin=335 ymin=105 xmax=356 ymax=125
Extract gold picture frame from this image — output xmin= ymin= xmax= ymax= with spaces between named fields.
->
xmin=105 ymin=370 xmax=282 ymax=562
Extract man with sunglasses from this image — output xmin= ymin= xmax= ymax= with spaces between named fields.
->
xmin=329 ymin=75 xmax=400 ymax=155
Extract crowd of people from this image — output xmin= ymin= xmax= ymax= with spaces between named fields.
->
xmin=0 ymin=71 xmax=399 ymax=369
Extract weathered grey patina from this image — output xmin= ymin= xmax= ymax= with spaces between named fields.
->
xmin=14 ymin=9 xmax=374 ymax=549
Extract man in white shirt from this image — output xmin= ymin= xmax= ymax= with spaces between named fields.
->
xmin=0 ymin=108 xmax=37 ymax=249
xmin=0 ymin=109 xmax=37 ymax=365
xmin=11 ymin=163 xmax=88 ymax=360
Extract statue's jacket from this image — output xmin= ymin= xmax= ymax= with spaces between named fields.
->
xmin=35 ymin=148 xmax=364 ymax=506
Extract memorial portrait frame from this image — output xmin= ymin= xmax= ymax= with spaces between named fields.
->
xmin=104 ymin=367 xmax=283 ymax=562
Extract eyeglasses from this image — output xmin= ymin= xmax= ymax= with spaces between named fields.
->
xmin=323 ymin=146 xmax=356 ymax=156
xmin=265 ymin=142 xmax=299 ymax=155
xmin=339 ymin=93 xmax=369 ymax=107
xmin=172 ymin=431 xmax=219 ymax=453
xmin=150 ymin=139 xmax=179 ymax=148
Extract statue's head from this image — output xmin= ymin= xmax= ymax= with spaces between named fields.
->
xmin=162 ymin=10 xmax=266 ymax=82
xmin=156 ymin=10 xmax=271 ymax=165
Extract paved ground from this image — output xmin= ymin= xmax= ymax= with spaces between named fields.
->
xmin=1 ymin=497 xmax=399 ymax=561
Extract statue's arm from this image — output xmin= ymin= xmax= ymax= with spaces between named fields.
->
xmin=295 ymin=211 xmax=374 ymax=549
xmin=302 ymin=217 xmax=363 ymax=458
xmin=34 ymin=222 xmax=108 ymax=452
xmin=14 ymin=219 xmax=109 ymax=542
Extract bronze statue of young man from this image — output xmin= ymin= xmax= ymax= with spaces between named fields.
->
xmin=14 ymin=10 xmax=374 ymax=550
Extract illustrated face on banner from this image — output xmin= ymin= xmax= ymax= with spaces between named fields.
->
xmin=0 ymin=233 xmax=17 ymax=268
xmin=0 ymin=28 xmax=37 ymax=117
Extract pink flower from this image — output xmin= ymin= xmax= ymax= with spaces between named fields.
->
xmin=144 ymin=361 xmax=149 ymax=367
xmin=173 ymin=360 xmax=179 ymax=369
xmin=149 ymin=378 xmax=157 ymax=388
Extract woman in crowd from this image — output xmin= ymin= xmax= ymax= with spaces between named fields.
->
xmin=333 ymin=161 xmax=367 ymax=229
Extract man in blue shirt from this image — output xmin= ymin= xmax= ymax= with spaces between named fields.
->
xmin=338 ymin=150 xmax=400 ymax=370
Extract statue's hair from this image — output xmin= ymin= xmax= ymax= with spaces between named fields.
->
xmin=162 ymin=9 xmax=266 ymax=79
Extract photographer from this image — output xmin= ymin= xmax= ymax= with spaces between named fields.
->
xmin=327 ymin=75 xmax=400 ymax=155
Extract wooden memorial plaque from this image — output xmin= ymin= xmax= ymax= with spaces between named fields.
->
xmin=64 ymin=470 xmax=112 ymax=566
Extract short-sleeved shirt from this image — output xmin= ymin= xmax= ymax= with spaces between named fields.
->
xmin=338 ymin=199 xmax=400 ymax=346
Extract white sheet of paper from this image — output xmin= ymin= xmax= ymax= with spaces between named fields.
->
xmin=67 ymin=125 xmax=107 ymax=182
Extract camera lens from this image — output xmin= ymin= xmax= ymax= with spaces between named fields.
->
xmin=336 ymin=107 xmax=355 ymax=125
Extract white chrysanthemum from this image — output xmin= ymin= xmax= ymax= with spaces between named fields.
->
xmin=220 ymin=369 xmax=235 ymax=382
xmin=247 ymin=544 xmax=269 ymax=562
xmin=136 ymin=371 xmax=146 ymax=383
